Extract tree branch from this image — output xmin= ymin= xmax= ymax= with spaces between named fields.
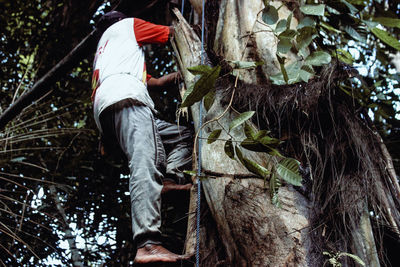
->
xmin=49 ymin=185 xmax=84 ymax=267
xmin=0 ymin=29 xmax=98 ymax=131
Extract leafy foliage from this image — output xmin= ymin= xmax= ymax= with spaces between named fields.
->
xmin=230 ymin=119 xmax=302 ymax=205
xmin=260 ymin=0 xmax=400 ymax=174
xmin=182 ymin=65 xmax=221 ymax=107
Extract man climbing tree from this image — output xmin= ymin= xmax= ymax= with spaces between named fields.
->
xmin=92 ymin=11 xmax=192 ymax=264
xmin=1 ymin=0 xmax=399 ymax=266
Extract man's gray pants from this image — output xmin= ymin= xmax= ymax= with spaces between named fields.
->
xmin=99 ymin=99 xmax=192 ymax=248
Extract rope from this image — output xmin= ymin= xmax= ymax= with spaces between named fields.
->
xmin=181 ymin=1 xmax=204 ymax=265
xmin=196 ymin=1 xmax=205 ymax=266
xmin=181 ymin=0 xmax=185 ymax=15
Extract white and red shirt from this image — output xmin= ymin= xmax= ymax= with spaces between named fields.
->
xmin=91 ymin=17 xmax=170 ymax=132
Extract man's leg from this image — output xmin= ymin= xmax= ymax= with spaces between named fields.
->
xmin=155 ymin=119 xmax=193 ymax=193
xmin=100 ymin=100 xmax=186 ymax=263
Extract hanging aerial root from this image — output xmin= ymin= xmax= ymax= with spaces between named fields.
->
xmin=218 ymin=61 xmax=400 ymax=264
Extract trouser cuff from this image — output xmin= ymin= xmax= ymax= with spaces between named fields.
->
xmin=137 ymin=239 xmax=162 ymax=248
xmin=135 ymin=233 xmax=162 ymax=249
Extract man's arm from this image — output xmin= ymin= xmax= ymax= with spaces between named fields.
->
xmin=134 ymin=18 xmax=174 ymax=45
xmin=147 ymin=71 xmax=180 ymax=89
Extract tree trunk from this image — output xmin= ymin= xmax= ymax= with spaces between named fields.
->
xmin=172 ymin=5 xmax=314 ymax=266
xmin=172 ymin=0 xmax=400 ymax=266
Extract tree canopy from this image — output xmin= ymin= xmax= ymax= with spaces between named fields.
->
xmin=0 ymin=0 xmax=399 ymax=266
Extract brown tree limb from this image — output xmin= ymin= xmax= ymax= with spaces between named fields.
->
xmin=0 ymin=29 xmax=98 ymax=131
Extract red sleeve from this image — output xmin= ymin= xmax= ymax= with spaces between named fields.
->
xmin=146 ymin=73 xmax=152 ymax=81
xmin=134 ymin=18 xmax=170 ymax=46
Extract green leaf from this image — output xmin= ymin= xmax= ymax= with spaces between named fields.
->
xmin=320 ymin=22 xmax=342 ymax=33
xmin=275 ymin=19 xmax=287 ymax=33
xmin=337 ymin=252 xmax=365 ymax=266
xmin=187 ymin=65 xmax=213 ymax=75
xmin=229 ymin=111 xmax=255 ymax=131
xmin=207 ymin=129 xmax=222 ymax=144
xmin=323 ymin=251 xmax=334 ymax=258
xmin=259 ymin=135 xmax=281 ymax=146
xmin=246 ymin=159 xmax=271 ymax=178
xmin=244 ymin=123 xmax=256 ymax=140
xmin=277 ymin=38 xmax=292 ymax=54
xmin=265 ymin=145 xmax=283 ymax=157
xmin=344 ymin=25 xmax=364 ymax=42
xmin=300 ymin=4 xmax=325 ymax=16
xmin=204 ymin=89 xmax=215 ymax=111
xmin=241 ymin=134 xmax=282 ymax=154
xmin=235 ymin=145 xmax=246 ymax=165
xmin=235 ymin=147 xmax=270 ymax=178
xmin=333 ymin=49 xmax=354 ymax=64
xmin=374 ymin=80 xmax=383 ymax=88
xmin=183 ymin=170 xmax=198 ymax=176
xmin=305 ymin=51 xmax=332 ymax=66
xmin=229 ymin=60 xmax=264 ymax=69
xmin=276 ymin=54 xmax=289 ymax=84
xmin=76 ymin=119 xmax=86 ymax=129
xmin=297 ymin=17 xmax=316 ymax=29
xmin=299 ymin=64 xmax=315 ymax=82
xmin=199 ymin=175 xmax=210 ymax=181
xmin=240 ymin=139 xmax=265 ymax=152
xmin=347 ymin=0 xmax=366 ymax=6
xmin=271 ymin=192 xmax=282 ymax=208
xmin=270 ymin=61 xmax=302 ymax=85
xmin=326 ymin=5 xmax=340 ymax=15
xmin=340 ymin=85 xmax=358 ymax=98
xmin=281 ymin=64 xmax=289 ymax=84
xmin=262 ymin=5 xmax=279 ymax=25
xmin=276 ymin=158 xmax=302 ymax=186
xmin=298 ymin=47 xmax=309 ymax=59
xmin=224 ymin=139 xmax=235 ymax=159
xmin=270 ymin=171 xmax=282 ymax=207
xmin=296 ymin=26 xmax=317 ymax=51
xmin=362 ymin=19 xmax=379 ymax=28
xmin=279 ymin=29 xmax=297 ymax=39
xmin=286 ymin=12 xmax=293 ymax=29
xmin=181 ymin=65 xmax=221 ymax=107
xmin=277 ymin=31 xmax=297 ymax=53
xmin=254 ymin=130 xmax=270 ymax=140
xmin=340 ymin=0 xmax=358 ymax=14
xmin=371 ymin=27 xmax=400 ymax=51
xmin=376 ymin=92 xmax=386 ymax=101
xmin=373 ymin=17 xmax=400 ymax=28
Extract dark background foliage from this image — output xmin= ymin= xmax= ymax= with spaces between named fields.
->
xmin=0 ymin=0 xmax=193 ymax=265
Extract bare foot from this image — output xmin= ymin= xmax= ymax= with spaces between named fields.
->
xmin=161 ymin=180 xmax=192 ymax=194
xmin=134 ymin=244 xmax=188 ymax=264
